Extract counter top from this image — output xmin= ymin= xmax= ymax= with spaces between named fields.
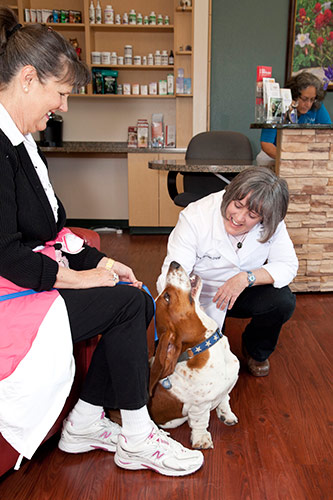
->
xmin=39 ymin=141 xmax=186 ymax=155
xmin=149 ymin=159 xmax=255 ymax=172
xmin=250 ymin=123 xmax=333 ymax=129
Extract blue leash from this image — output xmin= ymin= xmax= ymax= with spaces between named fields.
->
xmin=0 ymin=289 xmax=38 ymax=301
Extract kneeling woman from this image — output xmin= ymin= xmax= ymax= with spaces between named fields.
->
xmin=157 ymin=166 xmax=298 ymax=377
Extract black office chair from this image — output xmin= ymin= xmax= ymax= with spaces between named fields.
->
xmin=168 ymin=131 xmax=253 ymax=207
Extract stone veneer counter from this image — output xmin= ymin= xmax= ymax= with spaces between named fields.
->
xmin=39 ymin=141 xmax=186 ymax=155
xmin=251 ymin=123 xmax=333 ymax=292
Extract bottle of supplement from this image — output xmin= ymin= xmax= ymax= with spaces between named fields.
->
xmin=137 ymin=13 xmax=143 ymax=25
xmin=95 ymin=0 xmax=102 ymax=24
xmin=169 ymin=50 xmax=174 ymax=65
xmin=111 ymin=52 xmax=117 ymax=65
xmin=104 ymin=5 xmax=114 ymax=24
xmin=164 ymin=15 xmax=170 ymax=25
xmin=89 ymin=0 xmax=95 ymax=24
xmin=129 ymin=9 xmax=136 ymax=25
xmin=143 ymin=16 xmax=149 ymax=25
xmin=149 ymin=11 xmax=156 ymax=25
xmin=122 ymin=12 xmax=128 ymax=24
xmin=161 ymin=50 xmax=168 ymax=65
xmin=147 ymin=53 xmax=154 ymax=65
xmin=157 ymin=14 xmax=163 ymax=25
xmin=124 ymin=45 xmax=133 ymax=57
xmin=154 ymin=50 xmax=161 ymax=65
xmin=115 ymin=14 xmax=121 ymax=24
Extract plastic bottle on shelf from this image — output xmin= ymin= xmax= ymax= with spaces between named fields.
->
xmin=129 ymin=9 xmax=136 ymax=25
xmin=89 ymin=0 xmax=95 ymax=24
xmin=161 ymin=50 xmax=168 ymax=65
xmin=95 ymin=0 xmax=102 ymax=24
xmin=137 ymin=13 xmax=143 ymax=25
xmin=154 ymin=50 xmax=161 ymax=65
xmin=104 ymin=5 xmax=114 ymax=24
xmin=149 ymin=11 xmax=156 ymax=25
xmin=169 ymin=50 xmax=174 ymax=65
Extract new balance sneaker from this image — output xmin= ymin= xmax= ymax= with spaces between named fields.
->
xmin=58 ymin=411 xmax=121 ymax=453
xmin=114 ymin=424 xmax=204 ymax=476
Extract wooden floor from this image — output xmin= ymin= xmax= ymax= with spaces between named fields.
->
xmin=1 ymin=232 xmax=332 ymax=500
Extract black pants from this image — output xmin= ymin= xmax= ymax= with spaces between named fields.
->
xmin=59 ymin=285 xmax=154 ymax=410
xmin=224 ymin=285 xmax=296 ymax=361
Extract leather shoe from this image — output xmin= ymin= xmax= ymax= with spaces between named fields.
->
xmin=242 ymin=342 xmax=270 ymax=377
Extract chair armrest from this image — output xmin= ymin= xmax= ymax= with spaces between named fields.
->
xmin=68 ymin=227 xmax=101 ymax=250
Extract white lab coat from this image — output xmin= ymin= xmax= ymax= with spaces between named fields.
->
xmin=157 ymin=190 xmax=298 ymax=327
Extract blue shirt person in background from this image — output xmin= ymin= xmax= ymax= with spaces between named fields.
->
xmin=256 ymin=71 xmax=332 ymax=166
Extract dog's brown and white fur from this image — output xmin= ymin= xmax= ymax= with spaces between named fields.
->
xmin=149 ymin=261 xmax=239 ymax=449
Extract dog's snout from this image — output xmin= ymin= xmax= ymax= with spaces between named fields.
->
xmin=170 ymin=261 xmax=180 ymax=270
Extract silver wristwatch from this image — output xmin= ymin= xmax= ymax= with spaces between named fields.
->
xmin=247 ymin=271 xmax=256 ymax=287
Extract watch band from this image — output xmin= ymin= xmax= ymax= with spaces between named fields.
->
xmin=247 ymin=271 xmax=256 ymax=287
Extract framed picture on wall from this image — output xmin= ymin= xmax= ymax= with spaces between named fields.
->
xmin=286 ymin=0 xmax=333 ymax=90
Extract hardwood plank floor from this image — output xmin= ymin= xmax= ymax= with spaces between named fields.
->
xmin=0 ymin=232 xmax=332 ymax=500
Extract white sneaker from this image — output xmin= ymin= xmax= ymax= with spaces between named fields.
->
xmin=58 ymin=411 xmax=121 ymax=453
xmin=114 ymin=424 xmax=204 ymax=476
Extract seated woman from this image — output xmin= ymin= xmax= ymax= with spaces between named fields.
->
xmin=157 ymin=167 xmax=298 ymax=377
xmin=0 ymin=7 xmax=203 ymax=477
xmin=256 ymin=71 xmax=332 ymax=165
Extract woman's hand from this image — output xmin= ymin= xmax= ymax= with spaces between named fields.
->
xmin=97 ymin=257 xmax=142 ymax=288
xmin=55 ymin=258 xmax=142 ymax=289
xmin=213 ymin=272 xmax=248 ymax=310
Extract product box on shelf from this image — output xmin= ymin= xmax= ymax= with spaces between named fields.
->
xmin=183 ymin=78 xmax=192 ymax=94
xmin=151 ymin=113 xmax=164 ymax=148
xmin=128 ymin=126 xmax=138 ymax=148
xmin=137 ymin=119 xmax=149 ymax=148
xmin=165 ymin=125 xmax=176 ymax=147
xmin=92 ymin=68 xmax=118 ymax=94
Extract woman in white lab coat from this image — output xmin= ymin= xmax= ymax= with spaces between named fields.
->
xmin=157 ymin=166 xmax=298 ymax=377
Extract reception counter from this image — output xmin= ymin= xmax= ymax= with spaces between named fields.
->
xmin=252 ymin=123 xmax=333 ymax=292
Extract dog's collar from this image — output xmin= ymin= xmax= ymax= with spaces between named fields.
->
xmin=177 ymin=327 xmax=223 ymax=363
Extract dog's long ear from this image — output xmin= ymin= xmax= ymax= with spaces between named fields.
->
xmin=149 ymin=330 xmax=181 ymax=396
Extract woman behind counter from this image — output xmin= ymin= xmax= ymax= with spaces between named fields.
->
xmin=256 ymin=71 xmax=332 ymax=165
xmin=0 ymin=7 xmax=203 ymax=476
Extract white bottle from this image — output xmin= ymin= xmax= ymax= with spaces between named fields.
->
xmin=104 ymin=5 xmax=114 ymax=24
xmin=95 ymin=0 xmax=102 ymax=24
xmin=89 ymin=0 xmax=95 ymax=24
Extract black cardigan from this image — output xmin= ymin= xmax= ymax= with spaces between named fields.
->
xmin=0 ymin=130 xmax=105 ymax=291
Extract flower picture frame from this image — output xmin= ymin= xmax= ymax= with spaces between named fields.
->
xmin=286 ymin=0 xmax=333 ymax=90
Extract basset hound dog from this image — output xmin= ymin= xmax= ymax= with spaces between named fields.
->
xmin=149 ymin=261 xmax=240 ymax=449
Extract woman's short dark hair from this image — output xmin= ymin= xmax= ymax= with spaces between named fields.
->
xmin=286 ymin=70 xmax=325 ymax=110
xmin=220 ymin=166 xmax=289 ymax=243
xmin=0 ymin=7 xmax=90 ymax=89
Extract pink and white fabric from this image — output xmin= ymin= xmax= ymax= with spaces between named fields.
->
xmin=0 ymin=229 xmax=84 ymax=467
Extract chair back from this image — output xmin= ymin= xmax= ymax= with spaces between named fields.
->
xmin=173 ymin=131 xmax=253 ymax=207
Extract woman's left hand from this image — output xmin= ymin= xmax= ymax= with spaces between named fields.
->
xmin=213 ymin=272 xmax=248 ymax=310
xmin=97 ymin=257 xmax=142 ymax=288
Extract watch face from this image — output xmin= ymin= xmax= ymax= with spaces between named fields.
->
xmin=249 ymin=275 xmax=255 ymax=282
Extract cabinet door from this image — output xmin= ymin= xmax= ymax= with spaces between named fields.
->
xmin=158 ymin=153 xmax=184 ymax=227
xmin=128 ymin=153 xmax=159 ymax=226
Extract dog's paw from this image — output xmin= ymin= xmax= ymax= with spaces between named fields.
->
xmin=191 ymin=431 xmax=214 ymax=449
xmin=216 ymin=407 xmax=238 ymax=426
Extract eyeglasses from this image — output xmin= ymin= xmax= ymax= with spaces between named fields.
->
xmin=298 ymin=95 xmax=317 ymax=104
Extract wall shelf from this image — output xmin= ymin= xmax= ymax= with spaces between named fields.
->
xmin=89 ymin=24 xmax=174 ymax=33
xmin=90 ymin=65 xmax=174 ymax=70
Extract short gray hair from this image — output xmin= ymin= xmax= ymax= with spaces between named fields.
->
xmin=221 ymin=166 xmax=289 ymax=243
xmin=0 ymin=7 xmax=90 ymax=89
